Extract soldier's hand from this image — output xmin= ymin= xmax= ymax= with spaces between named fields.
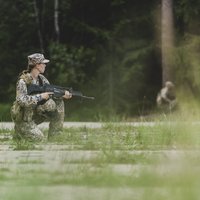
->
xmin=41 ymin=92 xmax=54 ymax=100
xmin=63 ymin=90 xmax=72 ymax=99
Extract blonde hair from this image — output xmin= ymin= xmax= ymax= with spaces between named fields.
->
xmin=17 ymin=64 xmax=36 ymax=80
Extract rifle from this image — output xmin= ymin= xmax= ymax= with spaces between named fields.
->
xmin=27 ymin=83 xmax=95 ymax=101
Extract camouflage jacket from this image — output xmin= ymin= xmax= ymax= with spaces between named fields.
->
xmin=16 ymin=73 xmax=49 ymax=108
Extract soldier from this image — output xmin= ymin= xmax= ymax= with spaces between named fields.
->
xmin=156 ymin=81 xmax=177 ymax=110
xmin=11 ymin=53 xmax=72 ymax=141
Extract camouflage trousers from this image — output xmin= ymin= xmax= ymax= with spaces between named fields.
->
xmin=12 ymin=99 xmax=65 ymax=142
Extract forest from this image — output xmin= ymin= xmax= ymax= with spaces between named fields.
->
xmin=1 ymin=0 xmax=200 ymax=121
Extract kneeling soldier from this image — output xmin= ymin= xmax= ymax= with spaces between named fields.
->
xmin=11 ymin=53 xmax=72 ymax=141
xmin=156 ymin=81 xmax=177 ymax=111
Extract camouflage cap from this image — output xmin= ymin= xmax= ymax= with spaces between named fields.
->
xmin=28 ymin=53 xmax=50 ymax=65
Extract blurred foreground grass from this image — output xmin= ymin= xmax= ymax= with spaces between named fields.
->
xmin=1 ymin=118 xmax=200 ymax=200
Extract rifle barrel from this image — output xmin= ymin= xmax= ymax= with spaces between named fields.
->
xmin=81 ymin=95 xmax=95 ymax=100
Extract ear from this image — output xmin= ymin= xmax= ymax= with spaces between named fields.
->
xmin=35 ymin=64 xmax=40 ymax=69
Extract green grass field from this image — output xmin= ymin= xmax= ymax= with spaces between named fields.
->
xmin=1 ymin=120 xmax=200 ymax=200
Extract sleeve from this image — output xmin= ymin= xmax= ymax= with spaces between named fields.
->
xmin=16 ymin=79 xmax=42 ymax=107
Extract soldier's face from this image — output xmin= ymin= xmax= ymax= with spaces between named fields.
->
xmin=36 ymin=63 xmax=46 ymax=74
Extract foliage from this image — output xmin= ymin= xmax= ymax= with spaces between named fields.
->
xmin=173 ymin=35 xmax=200 ymax=98
xmin=0 ymin=0 xmax=200 ymax=119
xmin=0 ymin=104 xmax=12 ymax=121
xmin=48 ymin=42 xmax=97 ymax=86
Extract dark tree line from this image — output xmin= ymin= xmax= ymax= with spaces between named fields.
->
xmin=1 ymin=0 xmax=200 ymax=120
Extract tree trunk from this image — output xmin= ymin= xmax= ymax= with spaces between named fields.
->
xmin=33 ymin=0 xmax=44 ymax=53
xmin=161 ymin=0 xmax=174 ymax=85
xmin=54 ymin=0 xmax=60 ymax=42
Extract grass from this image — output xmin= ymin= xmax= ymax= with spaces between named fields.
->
xmin=1 ymin=114 xmax=200 ymax=199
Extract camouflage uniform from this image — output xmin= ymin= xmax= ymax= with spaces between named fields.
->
xmin=156 ymin=81 xmax=177 ymax=110
xmin=11 ymin=54 xmax=65 ymax=141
